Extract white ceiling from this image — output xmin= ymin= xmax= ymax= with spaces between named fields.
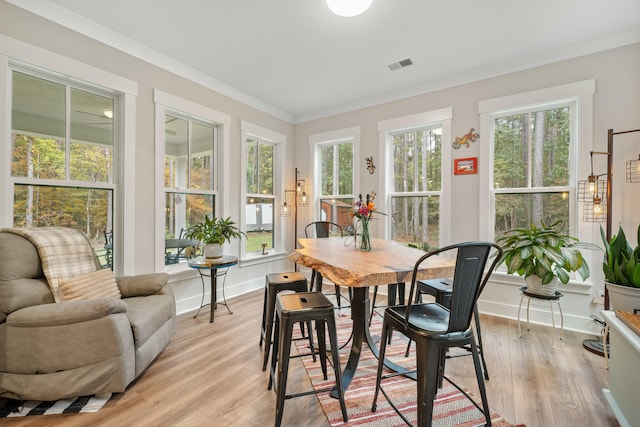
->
xmin=9 ymin=0 xmax=640 ymax=123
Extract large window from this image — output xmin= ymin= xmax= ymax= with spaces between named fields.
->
xmin=164 ymin=113 xmax=216 ymax=264
xmin=245 ymin=137 xmax=275 ymax=254
xmin=389 ymin=126 xmax=442 ymax=250
xmin=492 ymin=105 xmax=572 ymax=238
xmin=10 ymin=70 xmax=116 ymax=268
xmin=479 ymin=80 xmax=596 ymax=278
xmin=318 ymin=139 xmax=354 ymax=231
xmin=380 ymin=109 xmax=452 ymax=249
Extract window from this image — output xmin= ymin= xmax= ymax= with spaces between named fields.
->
xmin=240 ymin=121 xmax=285 ymax=259
xmin=155 ymin=90 xmax=230 ymax=270
xmin=10 ymin=69 xmax=116 ymax=268
xmin=479 ymin=80 xmax=596 ymax=276
xmin=310 ymin=127 xmax=358 ymax=232
xmin=379 ymin=109 xmax=452 ymax=249
xmin=245 ymin=137 xmax=274 ymax=254
xmin=164 ymin=113 xmax=216 ymax=264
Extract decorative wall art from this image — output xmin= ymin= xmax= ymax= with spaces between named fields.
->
xmin=453 ymin=128 xmax=479 ymax=149
xmin=365 ymin=156 xmax=376 ymax=174
xmin=454 ymin=157 xmax=478 ymax=175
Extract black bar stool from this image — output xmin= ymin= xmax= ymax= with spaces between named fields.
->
xmin=260 ymin=272 xmax=312 ymax=371
xmin=268 ymin=292 xmax=348 ymax=427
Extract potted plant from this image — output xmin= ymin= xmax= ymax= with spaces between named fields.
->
xmin=601 ymin=224 xmax=640 ymax=312
xmin=184 ymin=215 xmax=246 ymax=259
xmin=496 ymin=220 xmax=599 ymax=295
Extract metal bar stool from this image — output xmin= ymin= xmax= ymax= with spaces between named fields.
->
xmin=268 ymin=292 xmax=348 ymax=427
xmin=260 ymin=272 xmax=313 ymax=371
xmin=517 ymin=286 xmax=564 ymax=348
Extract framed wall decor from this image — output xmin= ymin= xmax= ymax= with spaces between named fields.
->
xmin=454 ymin=157 xmax=477 ymax=175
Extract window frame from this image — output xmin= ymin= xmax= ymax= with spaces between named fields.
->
xmin=1 ymin=47 xmax=137 ymax=275
xmin=239 ymin=120 xmax=286 ymax=261
xmin=378 ymin=108 xmax=452 ymax=245
xmin=154 ymin=89 xmax=230 ymax=272
xmin=479 ymin=80 xmax=597 ymax=283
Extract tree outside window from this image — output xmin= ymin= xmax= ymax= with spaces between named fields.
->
xmin=319 ymin=141 xmax=353 ymax=231
xmin=493 ymin=106 xmax=571 ymax=238
xmin=245 ymin=138 xmax=274 ymax=253
xmin=389 ymin=127 xmax=442 ymax=250
xmin=11 ymin=71 xmax=115 ymax=268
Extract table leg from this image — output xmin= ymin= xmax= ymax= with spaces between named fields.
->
xmin=330 ymin=286 xmax=416 ymax=399
xmin=209 ymin=267 xmax=217 ymax=323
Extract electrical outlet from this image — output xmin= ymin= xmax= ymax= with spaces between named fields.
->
xmin=593 ymin=290 xmax=605 ymax=305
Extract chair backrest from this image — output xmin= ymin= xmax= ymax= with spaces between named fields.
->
xmin=304 ymin=221 xmax=344 ymax=238
xmin=406 ymin=241 xmax=502 ymax=333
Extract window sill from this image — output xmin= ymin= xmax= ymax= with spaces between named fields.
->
xmin=240 ymin=250 xmax=288 ymax=267
xmin=490 ymin=271 xmax=594 ymax=295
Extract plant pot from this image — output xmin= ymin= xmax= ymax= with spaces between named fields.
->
xmin=524 ymin=276 xmax=559 ymax=296
xmin=605 ymin=281 xmax=640 ymax=313
xmin=204 ymin=243 xmax=223 ymax=259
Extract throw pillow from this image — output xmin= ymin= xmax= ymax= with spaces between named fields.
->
xmin=58 ymin=269 xmax=121 ymax=301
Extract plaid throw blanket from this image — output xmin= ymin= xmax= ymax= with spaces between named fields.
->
xmin=2 ymin=227 xmax=97 ymax=302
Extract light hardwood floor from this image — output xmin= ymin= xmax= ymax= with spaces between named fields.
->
xmin=1 ymin=288 xmax=619 ymax=427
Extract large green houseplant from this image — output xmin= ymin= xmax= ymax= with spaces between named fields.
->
xmin=184 ymin=215 xmax=246 ymax=259
xmin=496 ymin=221 xmax=598 ymax=295
xmin=601 ymin=224 xmax=640 ymax=312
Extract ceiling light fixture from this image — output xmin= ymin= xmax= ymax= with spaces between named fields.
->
xmin=326 ymin=0 xmax=373 ymax=17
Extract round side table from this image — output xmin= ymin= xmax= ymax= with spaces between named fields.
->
xmin=188 ymin=256 xmax=238 ymax=323
xmin=517 ymin=286 xmax=564 ymax=348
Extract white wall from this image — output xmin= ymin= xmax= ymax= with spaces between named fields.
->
xmin=1 ymin=1 xmax=639 ymax=332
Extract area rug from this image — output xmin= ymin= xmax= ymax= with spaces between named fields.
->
xmin=0 ymin=393 xmax=111 ymax=417
xmin=295 ymin=312 xmax=524 ymax=427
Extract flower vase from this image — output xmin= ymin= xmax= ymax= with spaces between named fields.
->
xmin=359 ymin=219 xmax=372 ymax=251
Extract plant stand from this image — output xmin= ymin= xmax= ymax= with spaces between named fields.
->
xmin=517 ymin=286 xmax=564 ymax=348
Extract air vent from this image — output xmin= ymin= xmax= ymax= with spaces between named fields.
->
xmin=387 ymin=58 xmax=413 ymax=71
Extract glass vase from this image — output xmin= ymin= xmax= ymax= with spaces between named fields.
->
xmin=359 ymin=219 xmax=372 ymax=251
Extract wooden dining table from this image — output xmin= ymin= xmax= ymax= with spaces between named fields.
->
xmin=289 ymin=237 xmax=455 ymax=397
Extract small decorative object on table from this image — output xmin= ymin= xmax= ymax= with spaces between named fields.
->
xmin=351 ymin=192 xmax=384 ymax=251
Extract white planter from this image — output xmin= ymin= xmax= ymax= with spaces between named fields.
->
xmin=606 ymin=282 xmax=640 ymax=313
xmin=525 ymin=276 xmax=559 ymax=296
xmin=204 ymin=243 xmax=223 ymax=259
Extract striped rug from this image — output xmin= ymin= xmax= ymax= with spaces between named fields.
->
xmin=295 ymin=311 xmax=524 ymax=427
xmin=0 ymin=393 xmax=111 ymax=417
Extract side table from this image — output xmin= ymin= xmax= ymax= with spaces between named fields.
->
xmin=517 ymin=286 xmax=564 ymax=348
xmin=188 ymin=256 xmax=238 ymax=323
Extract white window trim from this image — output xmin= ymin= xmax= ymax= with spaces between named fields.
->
xmin=240 ymin=120 xmax=287 ymax=262
xmin=154 ymin=89 xmax=230 ymax=272
xmin=378 ymin=108 xmax=453 ymax=244
xmin=0 ymin=36 xmax=137 ymax=275
xmin=309 ymin=126 xmax=361 ymax=222
xmin=478 ymin=79 xmax=597 ymax=285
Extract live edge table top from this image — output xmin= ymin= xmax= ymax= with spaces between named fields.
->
xmin=289 ymin=237 xmax=455 ymax=288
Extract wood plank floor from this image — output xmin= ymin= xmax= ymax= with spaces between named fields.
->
xmin=1 ymin=288 xmax=619 ymax=427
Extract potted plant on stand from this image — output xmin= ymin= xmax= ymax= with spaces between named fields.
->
xmin=602 ymin=224 xmax=640 ymax=312
xmin=185 ymin=215 xmax=246 ymax=259
xmin=496 ymin=220 xmax=599 ymax=295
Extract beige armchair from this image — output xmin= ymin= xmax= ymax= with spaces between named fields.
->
xmin=0 ymin=230 xmax=176 ymax=401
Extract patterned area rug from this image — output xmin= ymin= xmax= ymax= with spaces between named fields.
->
xmin=295 ymin=311 xmax=524 ymax=427
xmin=0 ymin=393 xmax=111 ymax=417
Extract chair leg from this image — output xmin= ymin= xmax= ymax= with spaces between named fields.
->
xmin=335 ymin=285 xmax=342 ymax=308
xmin=316 ymin=320 xmax=328 ymax=380
xmin=470 ymin=340 xmax=492 ymax=426
xmin=415 ymin=339 xmax=440 ymax=427
xmin=473 ymin=306 xmax=490 ymax=380
xmin=371 ymin=318 xmax=391 ymax=412
xmin=260 ymin=287 xmax=268 ymax=347
xmin=326 ymin=314 xmax=348 ymax=423
xmin=262 ymin=287 xmax=278 ymax=371
xmin=369 ymin=286 xmax=379 ymax=326
xmin=275 ymin=315 xmax=294 ymax=427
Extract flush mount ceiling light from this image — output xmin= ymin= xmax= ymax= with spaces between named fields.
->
xmin=326 ymin=0 xmax=373 ymax=17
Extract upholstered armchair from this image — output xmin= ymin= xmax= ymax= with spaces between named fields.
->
xmin=0 ymin=229 xmax=176 ymax=401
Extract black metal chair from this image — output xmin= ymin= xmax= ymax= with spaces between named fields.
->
xmin=305 ymin=221 xmax=350 ymax=308
xmin=268 ymin=291 xmax=348 ymax=427
xmin=405 ymin=277 xmax=490 ymax=381
xmin=371 ymin=241 xmax=502 ymax=427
